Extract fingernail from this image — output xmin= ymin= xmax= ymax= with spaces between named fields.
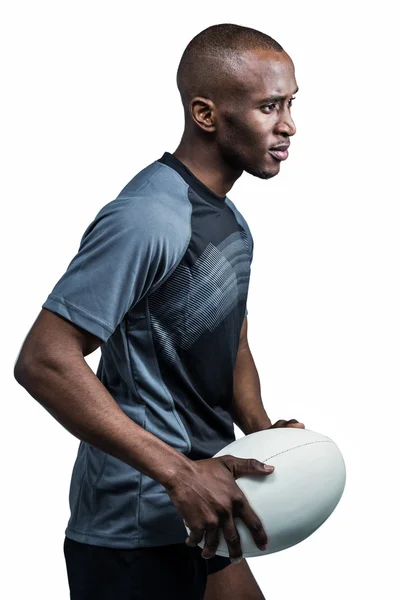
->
xmin=230 ymin=557 xmax=243 ymax=564
xmin=259 ymin=544 xmax=267 ymax=551
xmin=263 ymin=465 xmax=274 ymax=471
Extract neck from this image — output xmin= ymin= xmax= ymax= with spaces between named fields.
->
xmin=172 ymin=135 xmax=243 ymax=197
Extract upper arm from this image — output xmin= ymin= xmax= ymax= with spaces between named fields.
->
xmin=239 ymin=315 xmax=248 ymax=346
xmin=15 ymin=308 xmax=103 ymax=376
xmin=40 ymin=197 xmax=191 ymax=345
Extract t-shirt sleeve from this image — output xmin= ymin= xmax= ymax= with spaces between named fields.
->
xmin=244 ymin=230 xmax=253 ymax=318
xmin=42 ymin=198 xmax=190 ymax=342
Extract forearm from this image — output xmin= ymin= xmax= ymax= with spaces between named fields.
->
xmin=231 ymin=343 xmax=272 ymax=435
xmin=14 ymin=356 xmax=194 ymax=490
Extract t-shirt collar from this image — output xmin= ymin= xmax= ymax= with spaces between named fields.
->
xmin=157 ymin=152 xmax=227 ymax=209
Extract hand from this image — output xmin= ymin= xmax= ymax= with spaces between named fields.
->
xmin=268 ymin=418 xmax=305 ymax=429
xmin=164 ymin=455 xmax=275 ymax=563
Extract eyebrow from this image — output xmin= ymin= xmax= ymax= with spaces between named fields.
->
xmin=259 ymin=86 xmax=299 ymax=104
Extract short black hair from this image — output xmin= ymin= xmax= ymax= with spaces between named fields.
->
xmin=177 ymin=23 xmax=284 ymax=119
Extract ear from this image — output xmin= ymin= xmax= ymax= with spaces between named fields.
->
xmin=189 ymin=96 xmax=217 ymax=132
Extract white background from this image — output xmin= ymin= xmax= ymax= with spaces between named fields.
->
xmin=2 ymin=1 xmax=399 ymax=598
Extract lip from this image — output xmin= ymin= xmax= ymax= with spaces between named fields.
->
xmin=268 ymin=148 xmax=289 ymax=161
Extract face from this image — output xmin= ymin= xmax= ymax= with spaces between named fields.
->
xmin=214 ymin=50 xmax=298 ymax=180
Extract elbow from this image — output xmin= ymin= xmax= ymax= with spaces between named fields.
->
xmin=14 ymin=354 xmax=37 ymax=387
xmin=14 ymin=362 xmax=29 ymax=387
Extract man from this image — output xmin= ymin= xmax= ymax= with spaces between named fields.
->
xmin=14 ymin=23 xmax=304 ymax=600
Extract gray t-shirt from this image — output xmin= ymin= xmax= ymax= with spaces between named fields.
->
xmin=42 ymin=151 xmax=253 ymax=549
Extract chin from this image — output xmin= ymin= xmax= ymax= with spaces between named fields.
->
xmin=244 ymin=162 xmax=280 ymax=180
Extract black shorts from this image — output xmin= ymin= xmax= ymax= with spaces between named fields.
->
xmin=63 ymin=536 xmax=231 ymax=600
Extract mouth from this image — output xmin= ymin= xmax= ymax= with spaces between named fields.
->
xmin=268 ymin=147 xmax=289 ymax=161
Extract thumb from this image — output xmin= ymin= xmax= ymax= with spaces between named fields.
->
xmin=236 ymin=458 xmax=274 ymax=479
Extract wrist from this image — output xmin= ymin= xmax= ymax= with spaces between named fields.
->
xmin=242 ymin=415 xmax=272 ymax=435
xmin=158 ymin=454 xmax=197 ymax=491
xmin=232 ymin=404 xmax=272 ymax=435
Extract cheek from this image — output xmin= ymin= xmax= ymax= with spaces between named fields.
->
xmin=221 ymin=113 xmax=267 ymax=147
xmin=253 ymin=111 xmax=275 ymax=137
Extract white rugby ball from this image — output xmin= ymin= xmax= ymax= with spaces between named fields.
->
xmin=185 ymin=428 xmax=346 ymax=558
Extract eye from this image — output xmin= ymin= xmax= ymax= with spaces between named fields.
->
xmin=262 ymin=103 xmax=276 ymax=112
xmin=261 ymin=96 xmax=296 ymax=112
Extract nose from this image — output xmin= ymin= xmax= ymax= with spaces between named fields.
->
xmin=275 ymin=105 xmax=296 ymax=137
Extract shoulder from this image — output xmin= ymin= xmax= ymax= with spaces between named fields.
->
xmin=82 ymin=162 xmax=193 ymax=246
xmin=225 ymin=197 xmax=253 ymax=244
xmin=116 ymin=159 xmax=192 ymax=218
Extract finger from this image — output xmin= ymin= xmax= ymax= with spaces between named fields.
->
xmin=185 ymin=526 xmax=204 ymax=547
xmin=286 ymin=419 xmax=305 ymax=428
xmin=238 ymin=499 xmax=268 ymax=552
xmin=269 ymin=420 xmax=289 ymax=429
xmin=271 ymin=419 xmax=305 ymax=429
xmin=222 ymin=514 xmax=243 ymax=563
xmin=201 ymin=523 xmax=220 ymax=560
